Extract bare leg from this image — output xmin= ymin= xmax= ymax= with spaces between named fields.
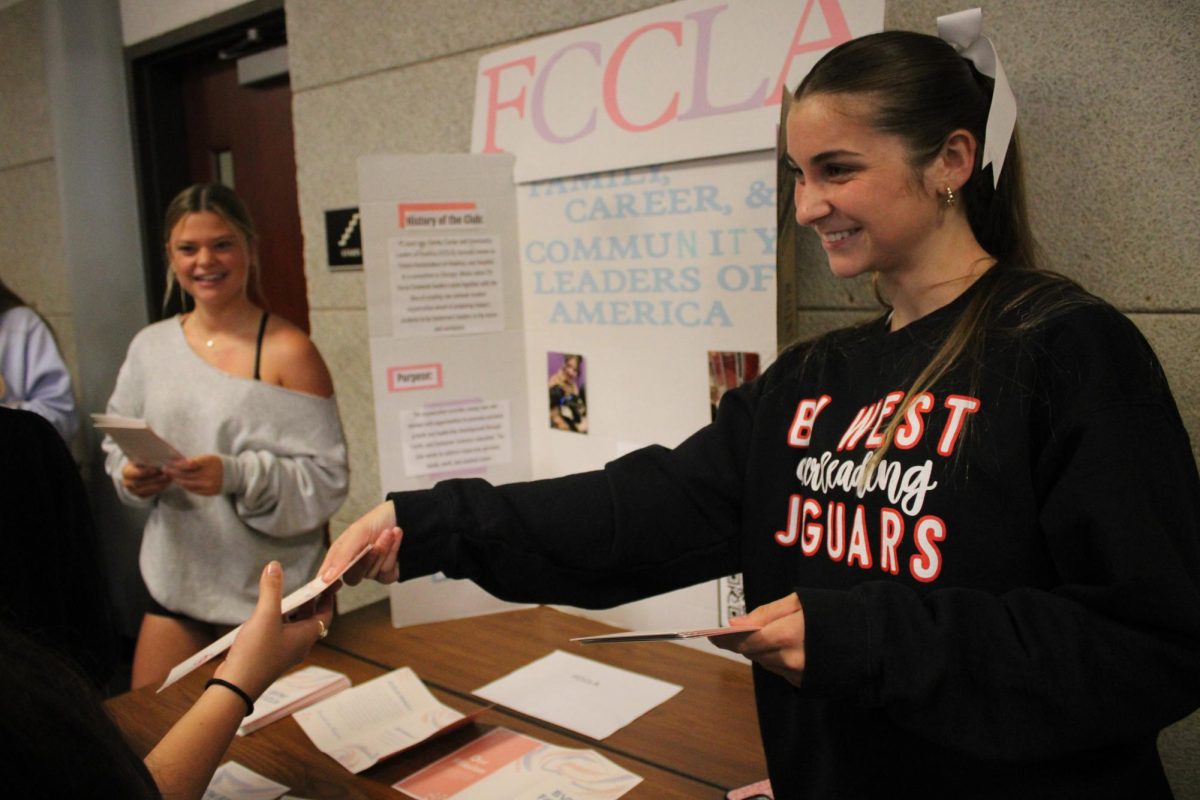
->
xmin=130 ymin=613 xmax=216 ymax=690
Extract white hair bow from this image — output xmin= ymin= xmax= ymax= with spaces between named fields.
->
xmin=937 ymin=8 xmax=1017 ymax=188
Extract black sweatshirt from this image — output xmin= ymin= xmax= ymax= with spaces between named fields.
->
xmin=391 ymin=271 xmax=1200 ymax=798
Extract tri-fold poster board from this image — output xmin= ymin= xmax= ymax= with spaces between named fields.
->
xmin=359 ymin=0 xmax=885 ymax=640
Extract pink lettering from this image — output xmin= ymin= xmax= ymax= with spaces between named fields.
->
xmin=765 ymin=0 xmax=853 ymax=104
xmin=604 ymin=22 xmax=682 ymax=132
xmin=479 ymin=56 xmax=537 ymax=154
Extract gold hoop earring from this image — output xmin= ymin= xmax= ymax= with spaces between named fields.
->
xmin=942 ymin=186 xmax=958 ymax=207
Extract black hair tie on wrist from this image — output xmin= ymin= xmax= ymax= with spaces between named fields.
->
xmin=205 ymin=677 xmax=255 ymax=716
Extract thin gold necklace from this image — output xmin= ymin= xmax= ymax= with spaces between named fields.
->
xmin=184 ymin=314 xmax=217 ymax=348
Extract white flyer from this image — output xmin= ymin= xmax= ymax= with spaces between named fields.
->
xmin=473 ymin=650 xmax=681 ymax=740
xmin=203 ymin=761 xmax=289 ymax=800
xmin=237 ymin=665 xmax=351 ymax=736
xmin=293 ymin=667 xmax=483 ymax=773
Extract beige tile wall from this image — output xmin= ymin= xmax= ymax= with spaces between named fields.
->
xmin=0 ymin=1 xmax=78 ymax=435
xmin=0 ymin=0 xmax=51 ymax=167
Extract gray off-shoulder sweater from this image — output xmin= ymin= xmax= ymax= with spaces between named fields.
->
xmin=102 ymin=317 xmax=349 ymax=624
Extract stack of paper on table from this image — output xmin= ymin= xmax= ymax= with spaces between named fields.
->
xmin=237 ymin=665 xmax=351 ymax=736
xmin=473 ymin=649 xmax=682 ymax=740
xmin=91 ymin=413 xmax=185 ymax=467
xmin=294 ymin=667 xmax=485 ymax=773
xmin=394 ymin=727 xmax=642 ymax=800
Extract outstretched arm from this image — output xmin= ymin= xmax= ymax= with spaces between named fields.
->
xmin=320 ymin=499 xmax=402 ymax=585
xmin=143 ymin=561 xmax=332 ymax=800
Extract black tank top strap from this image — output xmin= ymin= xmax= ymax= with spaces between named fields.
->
xmin=253 ymin=311 xmax=269 ymax=381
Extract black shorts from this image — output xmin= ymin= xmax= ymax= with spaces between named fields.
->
xmin=145 ymin=594 xmax=203 ymax=625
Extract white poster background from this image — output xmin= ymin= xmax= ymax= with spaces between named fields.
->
xmin=520 ymin=152 xmax=777 ymax=480
xmin=517 ymin=154 xmax=776 ymax=651
xmin=472 ymin=0 xmax=885 ymax=183
xmin=471 ymin=0 xmax=882 ymax=648
xmin=358 ymin=154 xmax=534 ymax=627
xmin=399 ymin=398 xmax=514 ymax=478
xmin=387 ymin=234 xmax=505 ymax=336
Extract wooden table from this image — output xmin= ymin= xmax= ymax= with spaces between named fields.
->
xmin=107 ymin=602 xmax=768 ymax=798
xmin=324 ymin=602 xmax=767 ymax=792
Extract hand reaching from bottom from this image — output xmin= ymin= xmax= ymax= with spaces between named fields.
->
xmin=214 ymin=561 xmax=333 ymax=700
xmin=145 ymin=561 xmax=334 ymax=800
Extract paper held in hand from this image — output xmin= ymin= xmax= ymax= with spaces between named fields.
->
xmin=91 ymin=413 xmax=185 ymax=467
xmin=157 ymin=544 xmax=372 ymax=693
xmin=572 ymin=624 xmax=761 ymax=644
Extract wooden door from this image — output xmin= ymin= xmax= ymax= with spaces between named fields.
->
xmin=129 ymin=6 xmax=309 ymax=332
xmin=177 ymin=58 xmax=309 ymax=332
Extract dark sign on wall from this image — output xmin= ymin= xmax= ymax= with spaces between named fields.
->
xmin=325 ymin=207 xmax=362 ymax=269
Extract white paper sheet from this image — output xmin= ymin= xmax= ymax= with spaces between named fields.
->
xmin=473 ymin=650 xmax=681 ymax=740
xmin=293 ymin=667 xmax=483 ymax=773
xmin=91 ymin=412 xmax=185 ymax=466
xmin=203 ymin=761 xmax=289 ymax=800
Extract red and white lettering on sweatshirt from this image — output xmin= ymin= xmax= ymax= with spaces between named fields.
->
xmin=776 ymin=391 xmax=981 ymax=583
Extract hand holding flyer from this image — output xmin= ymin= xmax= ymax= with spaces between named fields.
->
xmin=157 ymin=545 xmax=371 ymax=692
xmin=91 ymin=413 xmax=185 ymax=467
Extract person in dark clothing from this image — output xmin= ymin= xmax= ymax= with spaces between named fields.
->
xmin=320 ymin=14 xmax=1200 ymax=799
xmin=0 ymin=405 xmax=117 ymax=689
xmin=0 ymin=562 xmax=332 ymax=799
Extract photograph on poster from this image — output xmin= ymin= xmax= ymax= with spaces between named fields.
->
xmin=547 ymin=352 xmax=588 ymax=434
xmin=707 ymin=350 xmax=761 ymax=421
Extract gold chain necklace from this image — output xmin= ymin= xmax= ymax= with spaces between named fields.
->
xmin=184 ymin=314 xmax=218 ymax=348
